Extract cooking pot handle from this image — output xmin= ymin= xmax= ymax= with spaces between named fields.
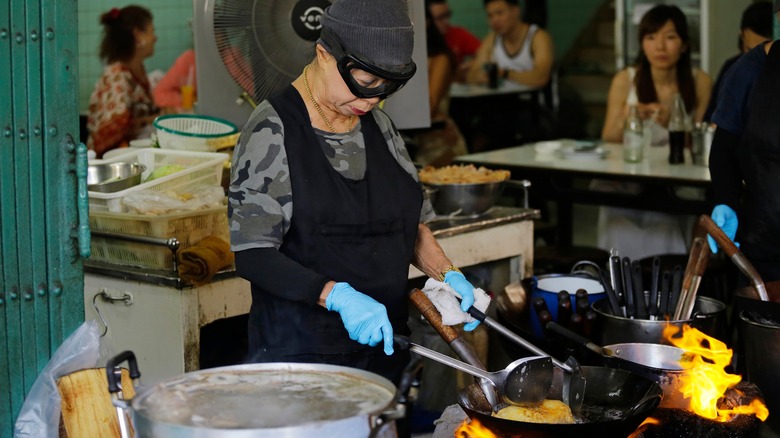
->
xmin=367 ymin=402 xmax=407 ymax=438
xmin=504 ymin=179 xmax=531 ymax=208
xmin=106 ymin=350 xmax=141 ymax=394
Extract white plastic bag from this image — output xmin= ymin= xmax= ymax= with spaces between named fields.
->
xmin=14 ymin=320 xmax=101 ymax=438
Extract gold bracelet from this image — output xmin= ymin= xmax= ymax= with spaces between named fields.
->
xmin=438 ymin=265 xmax=461 ymax=281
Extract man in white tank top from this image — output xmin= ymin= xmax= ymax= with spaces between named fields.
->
xmin=459 ymin=0 xmax=556 ymax=151
xmin=466 ymin=0 xmax=554 ymax=91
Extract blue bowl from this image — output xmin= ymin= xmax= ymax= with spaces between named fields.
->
xmin=528 ymin=274 xmax=605 ymax=339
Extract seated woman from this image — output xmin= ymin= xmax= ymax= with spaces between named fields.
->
xmin=597 ymin=4 xmax=712 ymax=260
xmin=87 ymin=5 xmax=159 ymax=158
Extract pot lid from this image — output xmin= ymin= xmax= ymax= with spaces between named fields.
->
xmin=131 ymin=363 xmax=396 ymax=429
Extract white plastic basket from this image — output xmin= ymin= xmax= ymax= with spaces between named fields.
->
xmin=88 ymin=148 xmax=229 ymax=213
xmin=88 ymin=206 xmax=229 ymax=270
xmin=154 ymin=114 xmax=238 ymax=152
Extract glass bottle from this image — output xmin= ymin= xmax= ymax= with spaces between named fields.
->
xmin=623 ymin=105 xmax=643 ymax=163
xmin=668 ymin=93 xmax=687 ymax=164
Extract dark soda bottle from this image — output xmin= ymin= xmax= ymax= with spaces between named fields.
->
xmin=668 ymin=130 xmax=685 ymax=164
xmin=668 ymin=93 xmax=687 ymax=164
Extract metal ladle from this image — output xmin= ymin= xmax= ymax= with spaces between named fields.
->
xmin=394 ymin=336 xmax=553 ymax=407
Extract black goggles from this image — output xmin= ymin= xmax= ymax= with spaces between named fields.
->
xmin=320 ymin=28 xmax=416 ymax=100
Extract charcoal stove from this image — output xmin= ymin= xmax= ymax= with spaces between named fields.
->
xmin=634 ymin=381 xmax=767 ymax=438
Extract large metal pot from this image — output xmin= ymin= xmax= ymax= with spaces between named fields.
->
xmin=457 ymin=366 xmax=663 ymax=437
xmin=108 ymin=352 xmax=404 ymax=438
xmin=738 ymin=310 xmax=780 ymax=431
xmin=591 ymin=296 xmax=727 ymax=345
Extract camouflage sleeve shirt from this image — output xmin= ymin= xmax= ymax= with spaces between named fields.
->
xmin=229 ymin=100 xmax=435 ymax=252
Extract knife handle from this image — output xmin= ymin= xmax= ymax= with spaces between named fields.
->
xmin=632 ymin=260 xmax=648 ymax=319
xmin=649 ymin=256 xmax=661 ymax=317
xmin=599 ymin=268 xmax=622 ymax=316
xmin=659 ymin=270 xmax=671 ymax=319
xmin=610 ymin=256 xmax=625 ymax=312
xmin=621 ymin=257 xmax=635 ymax=318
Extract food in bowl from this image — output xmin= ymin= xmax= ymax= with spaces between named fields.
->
xmin=419 ymin=164 xmax=510 ymax=184
xmin=492 ymin=399 xmax=575 ymax=424
xmin=419 ymin=165 xmax=511 ymax=216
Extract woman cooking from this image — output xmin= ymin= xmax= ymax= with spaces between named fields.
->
xmin=228 ymin=0 xmax=481 ymax=386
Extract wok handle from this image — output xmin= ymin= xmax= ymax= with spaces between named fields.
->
xmin=545 ymin=321 xmax=603 ymax=357
xmin=409 ymin=289 xmax=490 ymax=370
xmin=408 ymin=288 xmax=499 ymax=408
xmin=504 ymin=179 xmax=531 ymax=208
xmin=409 ymin=288 xmax=459 ymax=344
xmin=698 ymin=214 xmax=769 ymax=301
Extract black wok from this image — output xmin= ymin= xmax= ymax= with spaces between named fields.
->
xmin=457 ymin=366 xmax=662 ymax=438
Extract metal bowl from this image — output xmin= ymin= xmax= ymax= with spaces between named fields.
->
xmin=87 ymin=162 xmax=146 ymax=193
xmin=425 ymin=180 xmax=506 ymax=216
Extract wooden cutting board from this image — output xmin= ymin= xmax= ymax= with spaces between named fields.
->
xmin=58 ymin=368 xmax=136 ymax=438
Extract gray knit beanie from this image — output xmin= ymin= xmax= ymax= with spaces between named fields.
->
xmin=321 ymin=0 xmax=414 ymax=71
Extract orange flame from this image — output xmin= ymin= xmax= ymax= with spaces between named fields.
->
xmin=628 ymin=416 xmax=661 ymax=438
xmin=663 ymin=324 xmax=768 ymax=422
xmin=454 ymin=418 xmax=498 ymax=438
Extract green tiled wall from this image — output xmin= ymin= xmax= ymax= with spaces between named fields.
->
xmin=78 ymin=0 xmax=193 ymax=112
xmin=449 ymin=0 xmax=605 ymax=60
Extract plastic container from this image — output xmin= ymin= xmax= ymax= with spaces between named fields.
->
xmin=88 ymin=149 xmax=228 ymax=213
xmin=88 ymin=206 xmax=229 ymax=270
xmin=154 ymin=114 xmax=238 ymax=152
xmin=528 ymin=274 xmax=605 ymax=338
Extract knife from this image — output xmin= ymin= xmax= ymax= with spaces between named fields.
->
xmin=659 ymin=270 xmax=671 ymax=319
xmin=631 ymin=260 xmax=648 ymax=319
xmin=599 ymin=267 xmax=622 ymax=316
xmin=621 ymin=257 xmax=636 ymax=318
xmin=610 ymin=255 xmax=626 ymax=316
xmin=648 ymin=256 xmax=661 ymax=320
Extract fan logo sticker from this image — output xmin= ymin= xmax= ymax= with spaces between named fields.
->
xmin=292 ymin=0 xmax=331 ymax=41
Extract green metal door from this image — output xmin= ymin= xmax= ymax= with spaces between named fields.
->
xmin=1 ymin=0 xmax=88 ymax=434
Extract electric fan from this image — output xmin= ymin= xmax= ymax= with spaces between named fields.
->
xmin=193 ymin=0 xmax=430 ymax=129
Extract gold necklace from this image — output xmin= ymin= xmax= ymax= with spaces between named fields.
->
xmin=303 ymin=65 xmax=354 ymax=132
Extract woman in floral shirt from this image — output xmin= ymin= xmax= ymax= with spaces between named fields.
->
xmin=87 ymin=5 xmax=158 ymax=158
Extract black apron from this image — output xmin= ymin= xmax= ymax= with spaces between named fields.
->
xmin=738 ymin=42 xmax=780 ymax=283
xmin=248 ymin=85 xmax=422 ymax=379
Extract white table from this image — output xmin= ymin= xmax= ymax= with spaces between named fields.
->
xmin=457 ymin=141 xmax=711 ymax=245
xmin=449 ymin=82 xmax=537 ymax=98
xmin=83 ymin=207 xmax=538 ymax=385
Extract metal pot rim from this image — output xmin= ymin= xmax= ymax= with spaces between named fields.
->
xmin=128 ymin=362 xmax=399 ymax=431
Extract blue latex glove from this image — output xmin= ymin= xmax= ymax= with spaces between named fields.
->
xmin=708 ymin=204 xmax=739 ymax=254
xmin=443 ymin=271 xmax=480 ymax=331
xmin=326 ymin=282 xmax=394 ymax=355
